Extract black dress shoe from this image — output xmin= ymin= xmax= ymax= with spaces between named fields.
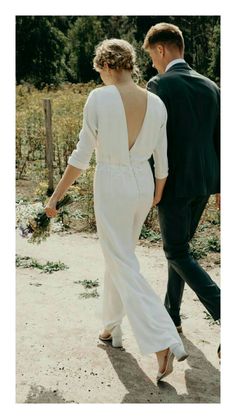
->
xmin=176 ymin=325 xmax=183 ymax=334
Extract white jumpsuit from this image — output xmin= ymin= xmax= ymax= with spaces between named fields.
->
xmin=68 ymin=85 xmax=185 ymax=356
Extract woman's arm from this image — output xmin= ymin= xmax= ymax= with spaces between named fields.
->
xmin=152 ymin=103 xmax=168 ymax=206
xmin=45 ymin=90 xmax=98 ymax=218
xmin=153 ymin=177 xmax=167 ymax=206
xmin=45 ymin=165 xmax=82 ymax=217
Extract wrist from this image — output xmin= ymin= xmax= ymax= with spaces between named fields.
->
xmin=51 ymin=190 xmax=62 ymax=200
xmin=47 ymin=195 xmax=58 ymax=205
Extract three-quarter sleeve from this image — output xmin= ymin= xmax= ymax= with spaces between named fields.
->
xmin=68 ymin=90 xmax=98 ymax=170
xmin=153 ymin=103 xmax=169 ymax=179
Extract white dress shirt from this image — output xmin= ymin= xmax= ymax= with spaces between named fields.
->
xmin=165 ymin=58 xmax=186 ymax=72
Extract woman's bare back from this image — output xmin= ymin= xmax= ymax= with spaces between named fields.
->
xmin=115 ymin=85 xmax=148 ymax=151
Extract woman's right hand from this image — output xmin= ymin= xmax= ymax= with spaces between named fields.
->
xmin=153 ymin=177 xmax=167 ymax=207
xmin=45 ymin=197 xmax=58 ymax=218
xmin=153 ymin=196 xmax=161 ymax=207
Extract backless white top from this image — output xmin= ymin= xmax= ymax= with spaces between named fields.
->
xmin=68 ymin=85 xmax=168 ymax=179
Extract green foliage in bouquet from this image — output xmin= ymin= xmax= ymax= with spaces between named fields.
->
xmin=20 ymin=194 xmax=73 ymax=244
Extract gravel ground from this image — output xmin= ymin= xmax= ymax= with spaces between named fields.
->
xmin=16 ymin=231 xmax=220 ymax=403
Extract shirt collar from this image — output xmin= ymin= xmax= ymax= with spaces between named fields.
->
xmin=165 ymin=58 xmax=186 ymax=72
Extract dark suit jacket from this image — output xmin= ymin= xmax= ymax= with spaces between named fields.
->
xmin=147 ymin=63 xmax=220 ymax=198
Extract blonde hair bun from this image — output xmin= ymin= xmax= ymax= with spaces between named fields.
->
xmin=93 ymin=38 xmax=139 ymax=77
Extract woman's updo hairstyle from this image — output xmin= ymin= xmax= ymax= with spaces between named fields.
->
xmin=93 ymin=38 xmax=140 ymax=79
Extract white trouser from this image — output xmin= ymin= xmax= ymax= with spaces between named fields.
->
xmin=94 ymin=162 xmax=184 ymax=355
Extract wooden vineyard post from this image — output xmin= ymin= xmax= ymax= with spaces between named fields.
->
xmin=43 ymin=98 xmax=54 ymax=195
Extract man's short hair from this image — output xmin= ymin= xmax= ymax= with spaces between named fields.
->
xmin=143 ymin=22 xmax=184 ymax=52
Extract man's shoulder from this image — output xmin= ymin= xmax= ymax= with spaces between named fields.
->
xmin=146 ymin=74 xmax=169 ymax=96
xmin=147 ymin=68 xmax=219 ymax=93
xmin=192 ymin=70 xmax=220 ymax=91
xmin=147 ymin=71 xmax=181 ymax=90
xmin=147 ymin=74 xmax=165 ymax=87
xmin=148 ymin=74 xmax=161 ymax=84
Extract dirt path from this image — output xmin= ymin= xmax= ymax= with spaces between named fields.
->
xmin=16 ymin=231 xmax=220 ymax=403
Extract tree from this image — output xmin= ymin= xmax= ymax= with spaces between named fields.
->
xmin=67 ymin=16 xmax=104 ymax=83
xmin=16 ymin=16 xmax=220 ymax=86
xmin=208 ymin=21 xmax=220 ymax=84
xmin=16 ymin=16 xmax=67 ymax=88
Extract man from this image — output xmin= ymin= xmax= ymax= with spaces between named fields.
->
xmin=143 ymin=23 xmax=220 ymax=351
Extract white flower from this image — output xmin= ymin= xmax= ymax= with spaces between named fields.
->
xmin=16 ymin=202 xmax=44 ymax=227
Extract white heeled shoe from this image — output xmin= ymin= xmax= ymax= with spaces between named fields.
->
xmin=157 ymin=350 xmax=175 ymax=382
xmin=156 ymin=348 xmax=189 ymax=382
xmin=99 ymin=325 xmax=123 ymax=348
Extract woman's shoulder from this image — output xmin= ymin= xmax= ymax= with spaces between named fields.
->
xmin=147 ymin=89 xmax=165 ymax=107
xmin=135 ymin=85 xmax=164 ymax=106
xmin=89 ymin=85 xmax=114 ymax=97
xmin=87 ymin=85 xmax=116 ymax=104
xmin=147 ymin=89 xmax=167 ymax=121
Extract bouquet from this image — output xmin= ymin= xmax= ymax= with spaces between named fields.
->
xmin=19 ymin=195 xmax=73 ymax=244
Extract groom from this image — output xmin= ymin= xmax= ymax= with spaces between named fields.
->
xmin=143 ymin=23 xmax=220 ymax=337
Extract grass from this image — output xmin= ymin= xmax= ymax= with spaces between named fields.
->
xmin=16 ymin=254 xmax=69 ymax=274
xmin=140 ymin=226 xmax=161 ymax=242
xmin=207 ymin=236 xmax=220 ymax=252
xmin=203 ymin=310 xmax=221 ymax=326
xmin=78 ymin=289 xmax=99 ymax=299
xmin=74 ymin=278 xmax=99 ymax=289
xmin=74 ymin=277 xmax=100 ymax=298
xmin=190 ymin=235 xmax=220 ymax=260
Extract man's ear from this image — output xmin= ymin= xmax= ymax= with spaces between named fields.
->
xmin=157 ymin=44 xmax=164 ymax=57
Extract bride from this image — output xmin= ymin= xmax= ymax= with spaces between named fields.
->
xmin=45 ymin=38 xmax=188 ymax=382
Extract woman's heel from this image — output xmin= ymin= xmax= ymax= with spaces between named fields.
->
xmin=156 ymin=349 xmax=174 ymax=382
xmin=111 ymin=325 xmax=123 ymax=348
xmin=99 ymin=325 xmax=123 ymax=348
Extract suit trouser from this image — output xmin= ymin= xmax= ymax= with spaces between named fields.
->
xmin=94 ymin=163 xmax=185 ymax=355
xmin=158 ymin=195 xmax=221 ymax=326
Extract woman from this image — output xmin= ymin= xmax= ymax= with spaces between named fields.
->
xmin=45 ymin=39 xmax=188 ymax=382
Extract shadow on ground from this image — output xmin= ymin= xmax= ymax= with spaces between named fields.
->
xmin=97 ymin=334 xmax=220 ymax=403
xmin=24 ymin=335 xmax=220 ymax=404
xmin=25 ymin=385 xmax=76 ymax=403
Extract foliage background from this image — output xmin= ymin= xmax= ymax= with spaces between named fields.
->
xmin=16 ymin=16 xmax=220 ymax=87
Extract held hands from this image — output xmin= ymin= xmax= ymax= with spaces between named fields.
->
xmin=45 ymin=197 xmax=58 ymax=218
xmin=153 ymin=177 xmax=167 ymax=207
xmin=153 ymin=196 xmax=161 ymax=207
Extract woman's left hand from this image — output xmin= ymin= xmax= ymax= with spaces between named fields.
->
xmin=45 ymin=198 xmax=58 ymax=218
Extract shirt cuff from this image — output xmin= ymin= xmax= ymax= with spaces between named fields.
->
xmin=155 ymin=169 xmax=168 ymax=179
xmin=68 ymin=156 xmax=88 ymax=170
